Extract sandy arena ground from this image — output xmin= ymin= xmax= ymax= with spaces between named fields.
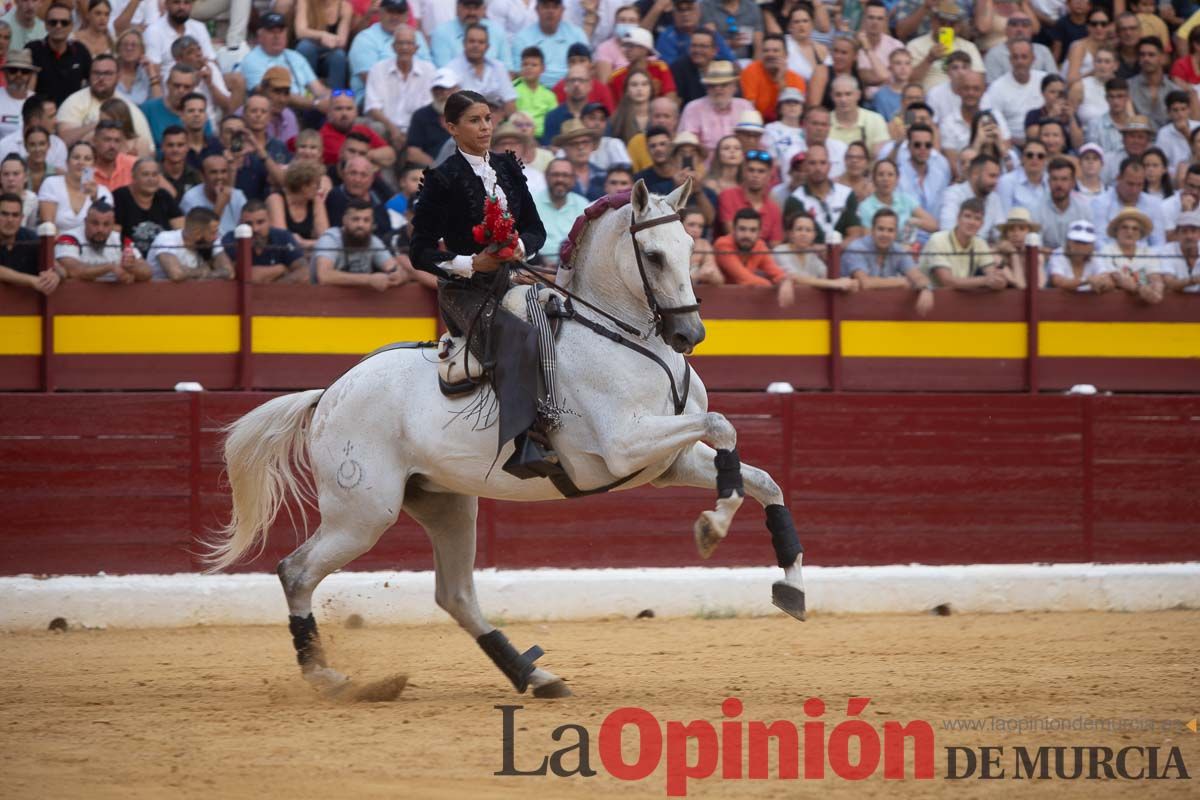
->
xmin=2 ymin=610 xmax=1198 ymax=799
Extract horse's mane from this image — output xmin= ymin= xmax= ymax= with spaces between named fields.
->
xmin=556 ymin=191 xmax=633 ymax=291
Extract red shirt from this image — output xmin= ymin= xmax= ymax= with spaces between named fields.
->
xmin=716 ymin=186 xmax=784 ymax=245
xmin=552 ymin=78 xmax=616 ymax=113
xmin=712 ymin=234 xmax=787 ymax=286
xmin=1169 ymin=55 xmax=1200 ymax=85
xmin=608 ymin=60 xmax=677 ymax=100
xmin=320 ymin=122 xmax=389 ymax=165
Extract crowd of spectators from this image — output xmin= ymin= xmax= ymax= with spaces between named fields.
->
xmin=0 ymin=0 xmax=1198 ymax=305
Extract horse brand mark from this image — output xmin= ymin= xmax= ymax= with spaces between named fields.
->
xmin=337 ymin=441 xmax=363 ymax=489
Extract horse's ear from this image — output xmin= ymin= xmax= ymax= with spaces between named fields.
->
xmin=664 ymin=176 xmax=692 ymax=211
xmin=631 ymin=179 xmax=650 ymax=215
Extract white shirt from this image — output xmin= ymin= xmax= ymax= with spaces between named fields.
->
xmin=939 ymin=106 xmax=1011 ymax=153
xmin=1046 ymin=248 xmax=1111 ymax=291
xmin=487 ymin=0 xmax=539 ymax=36
xmin=143 ymin=16 xmax=217 ymax=73
xmin=0 ymin=129 xmax=68 ymax=169
xmin=364 ymin=59 xmax=435 ymax=132
xmin=938 ymin=182 xmax=1006 ymax=240
xmin=58 ymin=87 xmax=156 ymax=156
xmin=55 ymin=228 xmax=139 ymax=281
xmin=410 ymin=0 xmax=457 ymax=36
xmin=789 ymin=182 xmax=853 ymax=239
xmin=553 ymin=135 xmax=630 ymax=170
xmin=983 ymin=70 xmax=1047 ymax=143
xmin=794 ymin=135 xmax=847 ymax=179
xmin=107 ymin=0 xmax=159 ymax=37
xmin=563 ymin=0 xmax=622 ymax=46
xmin=1155 ymin=241 xmax=1200 ymax=291
xmin=1096 ymin=241 xmax=1159 ymax=281
xmin=37 ymin=176 xmax=114 ymax=233
xmin=446 ymin=56 xmax=518 ymax=107
xmin=147 ymin=227 xmax=224 ymax=280
xmin=0 ymin=88 xmax=26 ymax=139
xmin=1155 ymin=121 xmax=1200 ymax=172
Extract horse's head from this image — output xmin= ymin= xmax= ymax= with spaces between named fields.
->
xmin=628 ymin=178 xmax=705 ymax=354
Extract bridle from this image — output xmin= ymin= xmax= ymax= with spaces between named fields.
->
xmin=628 ymin=210 xmax=701 ymax=335
xmin=512 ymin=204 xmax=699 ymax=417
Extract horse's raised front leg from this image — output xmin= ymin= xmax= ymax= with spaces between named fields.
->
xmin=653 ymin=442 xmax=807 ymax=622
xmin=594 ymin=411 xmax=737 ymax=477
xmin=402 ymin=485 xmax=572 ymax=698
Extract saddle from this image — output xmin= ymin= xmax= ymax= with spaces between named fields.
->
xmin=437 ymin=283 xmax=562 ymax=398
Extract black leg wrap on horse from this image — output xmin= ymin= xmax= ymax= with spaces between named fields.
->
xmin=766 ymin=504 xmax=803 ymax=568
xmin=477 ymin=629 xmax=544 ymax=694
xmin=714 ymin=448 xmax=745 ymax=499
xmin=288 ymin=614 xmax=327 ymax=669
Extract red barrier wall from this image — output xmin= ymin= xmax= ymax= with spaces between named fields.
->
xmin=2 ymin=392 xmax=1196 ymax=576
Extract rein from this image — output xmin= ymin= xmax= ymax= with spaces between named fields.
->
xmin=511 ymin=206 xmax=697 ymax=417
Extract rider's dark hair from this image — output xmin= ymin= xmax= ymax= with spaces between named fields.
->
xmin=444 ymin=91 xmax=490 ymax=125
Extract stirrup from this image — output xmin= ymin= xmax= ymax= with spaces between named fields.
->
xmin=502 ymin=430 xmax=562 ymax=480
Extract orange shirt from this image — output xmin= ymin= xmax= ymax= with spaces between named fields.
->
xmin=94 ymin=152 xmax=136 ymax=192
xmin=739 ymin=62 xmax=806 ymax=122
xmin=713 ymin=234 xmax=788 ymax=286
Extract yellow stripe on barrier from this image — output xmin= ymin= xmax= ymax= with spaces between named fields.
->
xmin=843 ymin=321 xmax=1028 ymax=359
xmin=251 ymin=316 xmax=439 ymax=354
xmin=54 ymin=315 xmax=239 ymax=354
xmin=0 ymin=315 xmax=41 ymax=355
xmin=1039 ymin=322 xmax=1200 ymax=358
xmin=692 ymin=319 xmax=830 ymax=356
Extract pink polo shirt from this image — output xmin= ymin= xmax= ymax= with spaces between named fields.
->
xmin=678 ymin=96 xmax=755 ymax=151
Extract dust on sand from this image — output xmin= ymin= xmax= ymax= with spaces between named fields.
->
xmin=2 ymin=611 xmax=1197 ymax=799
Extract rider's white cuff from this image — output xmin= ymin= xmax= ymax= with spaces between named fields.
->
xmin=447 ymin=255 xmax=474 ymax=277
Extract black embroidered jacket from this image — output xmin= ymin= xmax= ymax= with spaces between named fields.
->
xmin=409 ymin=150 xmax=547 ymax=279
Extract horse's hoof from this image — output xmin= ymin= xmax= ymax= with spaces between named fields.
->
xmin=694 ymin=512 xmax=723 ymax=559
xmin=771 ymin=581 xmax=806 ymax=622
xmin=532 ymin=680 xmax=572 ymax=699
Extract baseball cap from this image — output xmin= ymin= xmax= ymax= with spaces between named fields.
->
xmin=580 ymin=101 xmax=608 ymax=118
xmin=1078 ymin=142 xmax=1104 ymax=161
xmin=260 ymin=11 xmax=286 ymax=28
xmin=1176 ymin=210 xmax=1200 ymax=228
xmin=777 ymin=87 xmax=805 ymax=106
xmin=261 ymin=65 xmax=291 ymax=89
xmin=567 ymin=43 xmax=592 ymax=60
xmin=432 ymin=67 xmax=460 ymax=89
xmin=380 ymin=0 xmax=408 ymax=10
xmin=1066 ymin=220 xmax=1096 ymax=244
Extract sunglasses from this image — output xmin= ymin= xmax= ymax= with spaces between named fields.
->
xmin=331 ymin=89 xmax=355 ymax=98
xmin=4 ymin=67 xmax=32 ymax=75
xmin=1088 ymin=18 xmax=1109 ymax=26
xmin=745 ymin=150 xmax=772 ymax=163
xmin=910 ymin=141 xmax=932 ymax=149
xmin=46 ymin=18 xmax=72 ymax=27
xmin=1024 ymin=151 xmax=1046 ymax=160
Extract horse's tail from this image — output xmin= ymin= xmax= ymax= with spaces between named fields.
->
xmin=202 ymin=389 xmax=324 ymax=573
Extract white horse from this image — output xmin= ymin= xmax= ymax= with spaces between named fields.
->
xmin=207 ymin=179 xmax=806 ymax=700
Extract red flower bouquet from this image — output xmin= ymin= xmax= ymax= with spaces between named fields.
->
xmin=471 ymin=195 xmax=519 ymax=262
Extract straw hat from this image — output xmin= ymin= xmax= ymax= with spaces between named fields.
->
xmin=734 ymin=109 xmax=765 ymax=134
xmin=997 ymin=207 xmax=1041 ymax=234
xmin=1118 ymin=115 xmax=1153 ymax=134
xmin=701 ymin=60 xmax=738 ymax=85
xmin=934 ymin=0 xmax=963 ymax=19
xmin=3 ymin=49 xmax=39 ymax=72
xmin=492 ymin=121 xmax=532 ymax=149
xmin=670 ymin=130 xmax=707 ymax=158
xmin=1106 ymin=206 xmax=1153 ymax=239
xmin=551 ymin=118 xmax=601 ymax=147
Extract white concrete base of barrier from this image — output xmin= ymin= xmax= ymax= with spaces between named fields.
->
xmin=1 ymin=563 xmax=1197 ymax=630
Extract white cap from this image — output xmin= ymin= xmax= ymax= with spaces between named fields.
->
xmin=619 ymin=26 xmax=657 ymax=56
xmin=1176 ymin=210 xmax=1200 ymax=228
xmin=1066 ymin=220 xmax=1096 ymax=243
xmin=432 ymin=67 xmax=460 ymax=89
